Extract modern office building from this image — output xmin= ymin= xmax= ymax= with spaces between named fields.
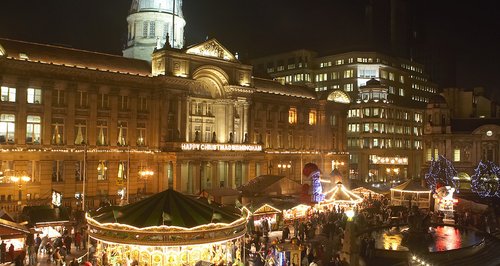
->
xmin=251 ymin=50 xmax=437 ymax=108
xmin=346 ymin=79 xmax=424 ymax=182
xmin=251 ymin=48 xmax=437 ymax=183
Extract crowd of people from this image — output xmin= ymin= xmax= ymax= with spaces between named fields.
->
xmin=242 ymin=193 xmax=500 ymax=266
xmin=6 ymin=227 xmax=88 ymax=266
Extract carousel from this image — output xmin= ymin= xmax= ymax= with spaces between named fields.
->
xmin=322 ymin=182 xmax=363 ymax=210
xmin=390 ymin=179 xmax=431 ymax=209
xmin=86 ymin=189 xmax=249 ymax=266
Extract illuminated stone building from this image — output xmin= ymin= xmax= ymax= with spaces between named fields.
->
xmin=422 ymin=88 xmax=500 ymax=188
xmin=346 ymin=79 xmax=424 ymax=183
xmin=0 ymin=37 xmax=349 ymax=213
xmin=123 ymin=0 xmax=186 ymax=62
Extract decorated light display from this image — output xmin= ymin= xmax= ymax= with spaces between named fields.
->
xmin=471 ymin=160 xmax=500 ymax=198
xmin=322 ymin=182 xmax=363 ymax=209
xmin=86 ymin=189 xmax=249 ymax=266
xmin=302 ymin=163 xmax=325 ymax=203
xmin=425 ymin=155 xmax=459 ymax=193
xmin=433 ymin=185 xmax=458 ymax=223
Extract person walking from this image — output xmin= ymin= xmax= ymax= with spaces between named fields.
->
xmin=0 ymin=240 xmax=6 ymax=263
xmin=8 ymin=243 xmax=15 ymax=262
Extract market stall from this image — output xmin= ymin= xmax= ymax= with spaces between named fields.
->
xmin=283 ymin=204 xmax=311 ymax=222
xmin=390 ymin=179 xmax=431 ymax=209
xmin=251 ymin=204 xmax=282 ymax=232
xmin=322 ymin=182 xmax=363 ymax=210
xmin=21 ymin=205 xmax=70 ymax=240
xmin=351 ymin=186 xmax=384 ymax=200
xmin=87 ymin=189 xmax=249 ymax=266
xmin=0 ymin=218 xmax=30 ymax=259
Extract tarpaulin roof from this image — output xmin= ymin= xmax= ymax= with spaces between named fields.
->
xmin=92 ymin=189 xmax=242 ymax=228
xmin=238 ymin=175 xmax=285 ymax=196
xmin=0 ymin=218 xmax=30 ymax=239
xmin=21 ymin=206 xmax=70 ymax=226
xmin=391 ymin=179 xmax=430 ymax=192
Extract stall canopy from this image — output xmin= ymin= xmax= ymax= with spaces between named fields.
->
xmin=21 ymin=205 xmax=70 ymax=227
xmin=0 ymin=218 xmax=30 ymax=239
xmin=390 ymin=179 xmax=431 ymax=209
xmin=352 ymin=186 xmax=384 ymax=199
xmin=93 ymin=189 xmax=241 ymax=228
xmin=324 ymin=182 xmax=363 ymax=204
xmin=239 ymin=175 xmax=284 ymax=196
xmin=252 ymin=204 xmax=281 ymax=216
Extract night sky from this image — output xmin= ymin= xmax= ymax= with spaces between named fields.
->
xmin=0 ymin=1 xmax=499 ymax=98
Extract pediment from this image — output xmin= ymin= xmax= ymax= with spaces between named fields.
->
xmin=186 ymin=39 xmax=238 ymax=62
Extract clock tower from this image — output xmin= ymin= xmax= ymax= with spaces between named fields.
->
xmin=123 ymin=0 xmax=186 ymax=62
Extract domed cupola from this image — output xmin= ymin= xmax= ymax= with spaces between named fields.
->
xmin=123 ymin=0 xmax=186 ymax=62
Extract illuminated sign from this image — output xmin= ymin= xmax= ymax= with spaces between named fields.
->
xmin=52 ymin=190 xmax=62 ymax=207
xmin=181 ymin=143 xmax=262 ymax=152
xmin=370 ymin=155 xmax=408 ymax=165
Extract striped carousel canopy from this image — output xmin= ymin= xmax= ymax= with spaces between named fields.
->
xmin=92 ymin=189 xmax=241 ymax=228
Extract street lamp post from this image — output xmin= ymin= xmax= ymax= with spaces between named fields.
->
xmin=277 ymin=161 xmax=291 ymax=175
xmin=386 ymin=167 xmax=400 ymax=184
xmin=139 ymin=167 xmax=154 ymax=195
xmin=9 ymin=171 xmax=31 ymax=203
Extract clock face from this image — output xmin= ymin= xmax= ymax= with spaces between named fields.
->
xmin=486 ymin=130 xmax=493 ymax=137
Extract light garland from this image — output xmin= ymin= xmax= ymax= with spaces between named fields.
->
xmin=0 ymin=147 xmax=159 ymax=154
xmin=252 ymin=203 xmax=281 ymax=215
xmin=86 ymin=208 xmax=249 ymax=233
xmin=425 ymin=155 xmax=459 ymax=193
xmin=471 ymin=160 xmax=500 ymax=198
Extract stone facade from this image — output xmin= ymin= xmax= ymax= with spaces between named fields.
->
xmin=0 ymin=38 xmax=349 ymax=212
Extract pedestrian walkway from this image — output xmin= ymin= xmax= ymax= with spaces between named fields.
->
xmin=1 ymin=248 xmax=88 ymax=266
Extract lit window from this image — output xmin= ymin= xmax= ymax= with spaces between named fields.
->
xmin=0 ymin=114 xmax=15 ymax=143
xmin=309 ymin=110 xmax=317 ymax=125
xmin=51 ymin=118 xmax=64 ymax=145
xmin=117 ymin=121 xmax=128 ymax=146
xmin=399 ymin=88 xmax=405 ymax=96
xmin=74 ymin=120 xmax=87 ymax=145
xmin=27 ymin=88 xmax=42 ymax=104
xmin=26 ymin=115 xmax=41 ymax=144
xmin=97 ymin=120 xmax=108 ymax=146
xmin=389 ymin=73 xmax=395 ymax=81
xmin=97 ymin=161 xmax=108 ymax=181
xmin=453 ymin=149 xmax=461 ymax=162
xmin=288 ymin=107 xmax=297 ymax=124
xmin=344 ymin=83 xmax=353 ymax=92
xmin=1 ymin=86 xmax=16 ymax=102
xmin=118 ymin=161 xmax=128 ymax=183
xmin=343 ymin=69 xmax=354 ymax=78
xmin=137 ymin=122 xmax=146 ymax=146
